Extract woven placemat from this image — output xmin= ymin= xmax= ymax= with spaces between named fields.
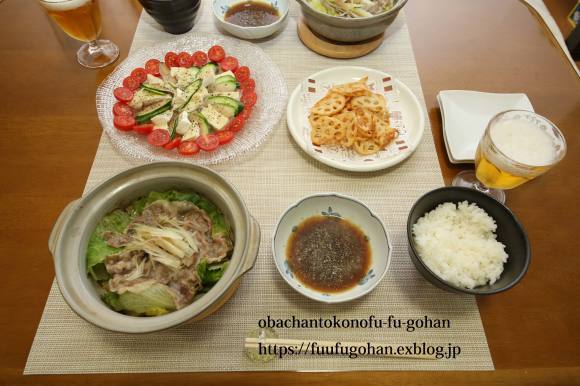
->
xmin=24 ymin=2 xmax=493 ymax=374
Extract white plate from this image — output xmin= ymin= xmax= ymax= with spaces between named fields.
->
xmin=287 ymin=66 xmax=425 ymax=172
xmin=96 ymin=33 xmax=287 ymax=165
xmin=272 ymin=193 xmax=392 ymax=303
xmin=438 ymin=90 xmax=534 ymax=164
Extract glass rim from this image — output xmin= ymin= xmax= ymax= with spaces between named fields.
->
xmin=38 ymin=0 xmax=86 ymax=3
xmin=484 ymin=109 xmax=567 ymax=168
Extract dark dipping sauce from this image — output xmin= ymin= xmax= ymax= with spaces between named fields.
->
xmin=225 ymin=1 xmax=280 ymax=27
xmin=286 ymin=215 xmax=371 ymax=293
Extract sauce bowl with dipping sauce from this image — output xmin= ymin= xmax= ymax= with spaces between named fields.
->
xmin=273 ymin=193 xmax=392 ymax=303
xmin=213 ymin=0 xmax=289 ymax=40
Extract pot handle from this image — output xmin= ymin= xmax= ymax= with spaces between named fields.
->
xmin=239 ymin=215 xmax=261 ymax=277
xmin=48 ymin=199 xmax=80 ymax=257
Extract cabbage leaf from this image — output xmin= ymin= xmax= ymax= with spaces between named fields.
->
xmin=197 ymin=260 xmax=229 ymax=290
xmin=86 ymin=209 xmax=131 ymax=280
xmin=102 ymin=282 xmax=176 ymax=316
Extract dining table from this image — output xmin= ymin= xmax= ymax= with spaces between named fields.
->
xmin=0 ymin=0 xmax=579 ymax=385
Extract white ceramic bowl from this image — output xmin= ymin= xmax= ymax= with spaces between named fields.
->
xmin=272 ymin=193 xmax=392 ymax=303
xmin=213 ymin=0 xmax=289 ymax=40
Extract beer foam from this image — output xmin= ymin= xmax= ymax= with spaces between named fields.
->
xmin=490 ymin=118 xmax=556 ymax=167
xmin=40 ymin=0 xmax=91 ymax=12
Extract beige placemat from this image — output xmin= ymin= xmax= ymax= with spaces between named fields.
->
xmin=24 ymin=2 xmax=493 ymax=374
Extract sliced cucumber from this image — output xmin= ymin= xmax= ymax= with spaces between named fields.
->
xmin=182 ymin=86 xmax=208 ymax=113
xmin=176 ymin=67 xmax=200 ymax=89
xmin=214 ymin=75 xmax=236 ymax=84
xmin=135 ymin=100 xmax=172 ymax=124
xmin=176 ymin=79 xmax=202 ymax=111
xmin=141 ymin=83 xmax=173 ymax=95
xmin=212 ymin=80 xmax=238 ymax=92
xmin=207 ymin=96 xmax=243 ymax=116
xmin=189 ymin=112 xmax=210 ymax=135
xmin=168 ymin=112 xmax=179 ymax=139
xmin=209 ymin=91 xmax=240 ymax=100
xmin=213 ymin=104 xmax=236 ymax=118
xmin=198 ymin=63 xmax=218 ymax=78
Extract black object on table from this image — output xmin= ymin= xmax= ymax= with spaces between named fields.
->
xmin=139 ymin=0 xmax=201 ymax=35
xmin=566 ymin=25 xmax=580 ymax=61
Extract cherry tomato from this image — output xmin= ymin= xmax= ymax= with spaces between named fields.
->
xmin=113 ymin=115 xmax=135 ymax=131
xmin=164 ymin=136 xmax=181 ymax=150
xmin=219 ymin=56 xmax=239 ymax=72
xmin=147 ymin=129 xmax=170 ymax=147
xmin=216 ymin=130 xmax=235 ymax=144
xmin=241 ymin=91 xmax=257 ymax=108
xmin=113 ymin=87 xmax=134 ymax=102
xmin=234 ymin=66 xmax=250 ymax=82
xmin=113 ymin=102 xmax=134 ymax=117
xmin=228 ymin=116 xmax=245 ymax=132
xmin=241 ymin=78 xmax=255 ymax=92
xmin=177 ymin=52 xmax=192 ymax=68
xmin=131 ymin=68 xmax=148 ymax=83
xmin=191 ymin=51 xmax=208 ymax=67
xmin=208 ymin=45 xmax=225 ymax=62
xmin=145 ymin=58 xmax=160 ymax=76
xmin=196 ymin=134 xmax=219 ymax=152
xmin=239 ymin=106 xmax=252 ymax=121
xmin=164 ymin=51 xmax=178 ymax=67
xmin=122 ymin=75 xmax=141 ymax=91
xmin=178 ymin=140 xmax=201 ymax=155
xmin=133 ymin=123 xmax=154 ymax=135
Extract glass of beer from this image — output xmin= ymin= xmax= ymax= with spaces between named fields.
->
xmin=453 ymin=110 xmax=566 ymax=203
xmin=38 ymin=0 xmax=119 ymax=68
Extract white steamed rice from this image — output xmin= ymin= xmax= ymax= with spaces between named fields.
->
xmin=412 ymin=201 xmax=508 ymax=289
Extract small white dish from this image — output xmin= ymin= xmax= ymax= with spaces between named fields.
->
xmin=438 ymin=90 xmax=534 ymax=164
xmin=287 ymin=66 xmax=425 ymax=172
xmin=213 ymin=0 xmax=289 ymax=40
xmin=272 ymin=193 xmax=392 ymax=303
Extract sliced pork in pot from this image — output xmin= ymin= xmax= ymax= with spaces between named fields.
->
xmin=86 ymin=190 xmax=234 ymax=316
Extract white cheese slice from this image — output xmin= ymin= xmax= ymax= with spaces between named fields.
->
xmin=172 ymin=89 xmax=188 ymax=108
xmin=170 ymin=66 xmax=189 ymax=79
xmin=182 ymin=121 xmax=201 ymax=141
xmin=146 ymin=74 xmax=165 ymax=86
xmin=200 ymin=104 xmax=229 ymax=131
xmin=175 ymin=111 xmax=192 ymax=135
xmin=177 ymin=68 xmax=199 ymax=89
xmin=182 ymin=86 xmax=209 ymax=113
xmin=129 ymin=89 xmax=170 ymax=110
xmin=150 ymin=110 xmax=173 ymax=131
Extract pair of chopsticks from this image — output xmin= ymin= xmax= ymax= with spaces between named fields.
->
xmin=244 ymin=338 xmax=435 ymax=360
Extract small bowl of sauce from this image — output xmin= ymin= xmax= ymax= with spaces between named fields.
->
xmin=213 ymin=0 xmax=289 ymax=40
xmin=225 ymin=1 xmax=280 ymax=27
xmin=273 ymin=193 xmax=392 ymax=303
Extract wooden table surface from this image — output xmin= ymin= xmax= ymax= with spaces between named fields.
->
xmin=0 ymin=0 xmax=578 ymax=385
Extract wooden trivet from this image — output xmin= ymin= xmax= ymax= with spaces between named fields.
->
xmin=297 ymin=19 xmax=384 ymax=59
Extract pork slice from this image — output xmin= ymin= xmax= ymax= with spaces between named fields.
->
xmin=103 ymin=231 xmax=132 ymax=248
xmin=133 ymin=200 xmax=176 ymax=226
xmin=169 ymin=268 xmax=201 ymax=308
xmin=180 ymin=205 xmax=212 ymax=234
xmin=105 ymin=250 xmax=145 ymax=275
xmin=147 ymin=261 xmax=176 ymax=285
xmin=204 ymin=234 xmax=232 ymax=263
